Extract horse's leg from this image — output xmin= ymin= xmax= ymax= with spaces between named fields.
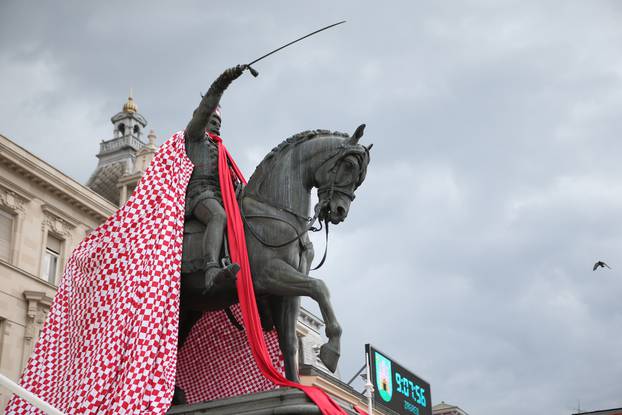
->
xmin=271 ymin=296 xmax=301 ymax=382
xmin=257 ymin=259 xmax=341 ymax=373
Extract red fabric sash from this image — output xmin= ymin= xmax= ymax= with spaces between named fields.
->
xmin=211 ymin=133 xmax=348 ymax=415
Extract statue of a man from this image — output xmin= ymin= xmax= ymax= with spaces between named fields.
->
xmin=184 ymin=65 xmax=247 ymax=292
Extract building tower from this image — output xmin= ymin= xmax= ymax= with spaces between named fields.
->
xmin=117 ymin=129 xmax=158 ymax=205
xmin=86 ymin=93 xmax=147 ymax=205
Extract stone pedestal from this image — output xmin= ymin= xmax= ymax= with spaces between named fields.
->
xmin=167 ymin=388 xmax=359 ymax=415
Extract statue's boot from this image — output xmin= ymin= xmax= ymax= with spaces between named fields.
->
xmin=202 ymin=262 xmax=240 ymax=295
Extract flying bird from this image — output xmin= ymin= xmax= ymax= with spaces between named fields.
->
xmin=593 ymin=261 xmax=611 ymax=271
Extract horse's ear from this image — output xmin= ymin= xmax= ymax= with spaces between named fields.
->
xmin=348 ymin=124 xmax=366 ymax=144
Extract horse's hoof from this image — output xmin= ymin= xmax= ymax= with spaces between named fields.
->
xmin=319 ymin=343 xmax=340 ymax=373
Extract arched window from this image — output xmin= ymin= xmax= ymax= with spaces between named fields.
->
xmin=133 ymin=125 xmax=140 ymax=135
xmin=118 ymin=123 xmax=126 ymax=135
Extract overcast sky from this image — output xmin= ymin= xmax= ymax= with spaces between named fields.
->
xmin=2 ymin=1 xmax=622 ymax=414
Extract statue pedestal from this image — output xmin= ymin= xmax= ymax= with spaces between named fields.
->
xmin=167 ymin=387 xmax=358 ymax=415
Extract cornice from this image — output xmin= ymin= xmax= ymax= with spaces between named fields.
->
xmin=41 ymin=203 xmax=80 ymax=228
xmin=299 ymin=365 xmax=371 ymax=412
xmin=111 ymin=111 xmax=147 ymax=126
xmin=0 ymin=183 xmax=29 ymax=213
xmin=0 ymin=175 xmax=36 ymax=201
xmin=0 ymin=134 xmax=116 ymax=222
xmin=23 ymin=290 xmax=54 ymax=307
xmin=0 ymin=259 xmax=57 ymax=291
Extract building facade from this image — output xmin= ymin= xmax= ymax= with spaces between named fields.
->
xmin=0 ymin=133 xmax=116 ymax=410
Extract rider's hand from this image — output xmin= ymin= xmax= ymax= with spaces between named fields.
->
xmin=225 ymin=65 xmax=247 ymax=80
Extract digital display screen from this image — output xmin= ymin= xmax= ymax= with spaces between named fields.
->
xmin=366 ymin=344 xmax=432 ymax=415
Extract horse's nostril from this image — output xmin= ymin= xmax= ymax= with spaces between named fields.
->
xmin=337 ymin=206 xmax=346 ymax=217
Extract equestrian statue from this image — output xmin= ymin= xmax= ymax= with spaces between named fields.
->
xmin=177 ymin=64 xmax=371 ymax=399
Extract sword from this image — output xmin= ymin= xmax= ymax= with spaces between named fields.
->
xmin=245 ymin=20 xmax=346 ymax=77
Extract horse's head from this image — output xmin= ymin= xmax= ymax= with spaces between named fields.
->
xmin=314 ymin=124 xmax=372 ymax=224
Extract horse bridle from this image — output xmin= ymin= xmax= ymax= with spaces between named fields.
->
xmin=241 ymin=146 xmax=364 ymax=270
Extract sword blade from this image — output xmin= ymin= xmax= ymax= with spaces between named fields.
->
xmin=248 ymin=20 xmax=346 ymax=67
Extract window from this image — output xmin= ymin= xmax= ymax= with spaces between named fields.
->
xmin=43 ymin=234 xmax=62 ymax=284
xmin=0 ymin=210 xmax=13 ymax=261
xmin=0 ymin=318 xmax=4 ymax=365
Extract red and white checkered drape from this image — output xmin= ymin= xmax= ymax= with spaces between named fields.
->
xmin=176 ymin=305 xmax=283 ymax=403
xmin=5 ymin=132 xmax=284 ymax=414
xmin=6 ymin=130 xmax=347 ymax=415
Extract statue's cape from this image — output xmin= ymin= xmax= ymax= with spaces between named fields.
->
xmin=6 ymin=131 xmax=347 ymax=415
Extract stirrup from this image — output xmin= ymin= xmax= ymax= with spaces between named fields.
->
xmin=202 ymin=262 xmax=240 ymax=295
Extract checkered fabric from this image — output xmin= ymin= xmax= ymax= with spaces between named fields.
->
xmin=6 ymin=129 xmax=346 ymax=415
xmin=175 ymin=305 xmax=283 ymax=403
xmin=6 ymin=132 xmax=193 ymax=414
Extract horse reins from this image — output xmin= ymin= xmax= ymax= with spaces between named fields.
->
xmin=240 ymin=194 xmax=330 ymax=270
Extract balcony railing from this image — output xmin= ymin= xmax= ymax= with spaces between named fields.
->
xmin=99 ymin=135 xmax=145 ymax=155
xmin=0 ymin=372 xmax=65 ymax=415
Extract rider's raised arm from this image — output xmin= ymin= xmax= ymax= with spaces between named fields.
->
xmin=185 ymin=65 xmax=246 ymax=142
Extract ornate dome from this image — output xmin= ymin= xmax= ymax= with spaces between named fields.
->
xmin=123 ymin=94 xmax=138 ymax=113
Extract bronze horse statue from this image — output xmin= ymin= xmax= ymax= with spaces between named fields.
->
xmin=177 ymin=125 xmax=371 ymax=390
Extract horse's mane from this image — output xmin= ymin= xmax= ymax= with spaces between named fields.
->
xmin=255 ymin=129 xmax=349 ymax=173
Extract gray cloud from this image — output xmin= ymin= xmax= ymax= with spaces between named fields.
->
xmin=2 ymin=1 xmax=622 ymax=414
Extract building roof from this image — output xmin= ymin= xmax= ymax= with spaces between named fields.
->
xmin=433 ymin=401 xmax=470 ymax=415
xmin=0 ymin=134 xmax=116 ymax=221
